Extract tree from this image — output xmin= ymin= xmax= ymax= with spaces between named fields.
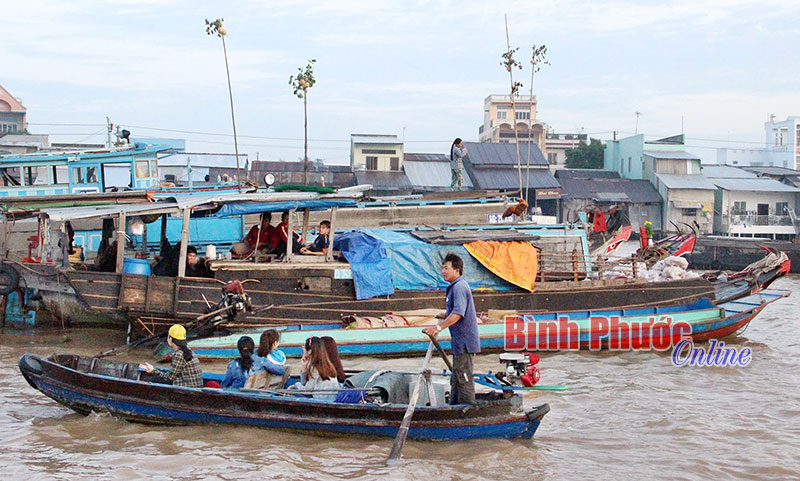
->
xmin=565 ymin=138 xmax=605 ymax=169
xmin=289 ymin=59 xmax=317 ymax=185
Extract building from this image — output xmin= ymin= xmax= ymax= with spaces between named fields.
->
xmin=0 ymin=84 xmax=26 ymax=134
xmin=715 ymin=115 xmax=800 ymax=169
xmin=462 ymin=141 xmax=560 ymax=215
xmin=0 ymin=134 xmax=49 ymax=155
xmin=350 ymin=134 xmax=404 ymax=172
xmin=403 ymin=153 xmax=472 ymax=192
xmin=741 ymin=166 xmax=800 ymax=189
xmin=604 ymin=134 xmax=689 ymax=180
xmin=702 ymin=165 xmax=800 ymax=239
xmin=544 ymin=132 xmax=587 ymax=170
xmin=157 ymin=152 xmax=248 ymax=186
xmin=251 ymin=160 xmax=354 ymax=188
xmin=478 ymin=95 xmax=545 ymax=151
xmin=555 ymin=169 xmax=662 ymax=231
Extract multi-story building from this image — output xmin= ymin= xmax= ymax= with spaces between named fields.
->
xmin=0 ymin=84 xmax=26 ymax=134
xmin=715 ymin=115 xmax=800 ymax=169
xmin=544 ymin=132 xmax=587 ymax=170
xmin=478 ymin=95 xmax=545 ymax=152
xmin=350 ymin=134 xmax=404 ymax=172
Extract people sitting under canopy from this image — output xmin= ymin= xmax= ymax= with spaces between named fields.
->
xmin=230 ymin=212 xmax=274 ymax=258
xmin=299 ymin=220 xmax=330 ymax=257
xmin=270 ymin=211 xmax=302 ymax=257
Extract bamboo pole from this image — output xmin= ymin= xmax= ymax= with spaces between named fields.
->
xmin=115 ymin=212 xmax=126 ymax=273
xmin=177 ymin=208 xmax=190 ymax=278
xmin=504 ymin=15 xmax=524 ymax=204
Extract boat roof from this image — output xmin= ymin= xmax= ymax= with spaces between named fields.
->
xmin=0 ymin=143 xmax=171 ymax=163
xmin=35 ymin=188 xmax=368 ymax=222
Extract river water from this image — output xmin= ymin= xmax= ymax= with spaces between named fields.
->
xmin=0 ymin=276 xmax=798 ymax=481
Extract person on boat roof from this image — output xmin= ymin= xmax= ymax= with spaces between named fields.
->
xmin=185 ymin=245 xmax=214 ymax=278
xmin=221 ymin=336 xmax=256 ymax=389
xmin=231 ymin=212 xmax=275 ymax=258
xmin=299 ymin=220 xmax=330 ymax=257
xmin=423 ymin=253 xmax=479 ymax=406
xmin=139 ymin=324 xmax=203 ymax=388
xmin=289 ymin=336 xmax=341 ymax=399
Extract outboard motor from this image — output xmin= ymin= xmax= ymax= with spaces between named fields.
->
xmin=218 ymin=280 xmax=253 ymax=321
xmin=497 ymin=352 xmax=541 ymax=387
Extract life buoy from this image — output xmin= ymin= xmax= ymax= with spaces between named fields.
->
xmin=0 ymin=263 xmax=20 ymax=296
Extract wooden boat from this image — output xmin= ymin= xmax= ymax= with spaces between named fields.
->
xmin=171 ymin=290 xmax=788 ymax=359
xmin=17 ymin=353 xmax=549 ymax=441
xmin=687 ymin=236 xmax=800 ymax=273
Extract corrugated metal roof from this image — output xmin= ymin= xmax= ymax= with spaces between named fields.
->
xmin=462 ymin=141 xmax=548 ymax=166
xmin=403 ymin=160 xmax=473 ymax=189
xmin=351 ymin=135 xmax=401 ymax=145
xmin=711 ymin=177 xmax=800 ymax=192
xmin=555 ymin=169 xmax=621 ymax=180
xmin=654 ymin=173 xmax=717 ymax=190
xmin=742 ymin=166 xmax=800 ymax=176
xmin=404 ymin=153 xmax=448 ymax=162
xmin=643 ymin=150 xmax=701 ymax=161
xmin=701 ymin=165 xmax=758 ymax=179
xmin=354 ymin=170 xmax=412 ymax=191
xmin=559 ymin=176 xmax=662 ymax=203
xmin=469 ymin=167 xmax=559 ymax=190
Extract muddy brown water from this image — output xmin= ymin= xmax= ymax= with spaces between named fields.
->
xmin=0 ymin=276 xmax=798 ymax=480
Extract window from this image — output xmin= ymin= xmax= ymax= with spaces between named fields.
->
xmin=516 ymin=111 xmax=530 ymax=120
xmin=682 ymin=208 xmax=698 ymax=216
xmin=0 ymin=167 xmax=20 ymax=186
xmin=53 ymin=165 xmax=68 ymax=184
xmin=72 ymin=167 xmax=85 ymax=184
xmin=547 ymin=153 xmax=557 ymax=165
xmin=24 ymin=165 xmax=49 ymax=185
xmin=150 ymin=159 xmax=158 ymax=177
xmin=86 ymin=167 xmax=98 ymax=183
xmin=390 ymin=157 xmax=400 ymax=171
xmin=365 ymin=156 xmax=378 ymax=170
xmin=362 ymin=149 xmax=396 ymax=155
xmin=135 ymin=161 xmax=149 ymax=178
xmin=733 ymin=201 xmax=746 ymax=215
xmin=497 ymin=111 xmax=507 ymax=120
xmin=628 ymin=157 xmax=631 ymax=172
xmin=776 ymin=202 xmax=789 ymax=215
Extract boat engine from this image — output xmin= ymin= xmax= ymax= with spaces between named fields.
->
xmin=497 ymin=353 xmax=541 ymax=387
xmin=217 ymin=280 xmax=253 ymax=321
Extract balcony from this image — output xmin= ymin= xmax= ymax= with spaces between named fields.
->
xmin=729 ymin=214 xmax=792 ymax=226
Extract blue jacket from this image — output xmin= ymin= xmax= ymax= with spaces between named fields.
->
xmin=253 ymin=349 xmax=287 ymax=376
xmin=221 ymin=359 xmax=253 ymax=389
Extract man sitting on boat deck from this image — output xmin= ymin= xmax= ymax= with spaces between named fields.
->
xmin=423 ymin=253 xmax=479 ymax=406
xmin=139 ymin=324 xmax=203 ymax=388
xmin=270 ymin=211 xmax=302 ymax=257
xmin=299 ymin=220 xmax=330 ymax=256
xmin=231 ymin=212 xmax=275 ymax=258
xmin=185 ymin=245 xmax=214 ymax=278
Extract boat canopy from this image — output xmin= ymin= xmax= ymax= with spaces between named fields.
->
xmin=213 ymin=199 xmax=358 ymax=217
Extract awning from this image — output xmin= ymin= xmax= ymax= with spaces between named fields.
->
xmin=671 ymin=200 xmax=704 ymax=209
xmin=213 ymin=199 xmax=357 ymax=217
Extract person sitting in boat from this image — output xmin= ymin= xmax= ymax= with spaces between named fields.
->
xmin=139 ymin=324 xmax=203 ymax=388
xmin=244 ymin=329 xmax=287 ymax=389
xmin=270 ymin=211 xmax=302 ymax=257
xmin=321 ymin=336 xmax=346 ymax=383
xmin=221 ymin=336 xmax=256 ymax=389
xmin=230 ymin=212 xmax=275 ymax=258
xmin=289 ymin=336 xmax=341 ymax=399
xmin=299 ymin=221 xmax=330 ymax=256
xmin=185 ymin=245 xmax=214 ymax=278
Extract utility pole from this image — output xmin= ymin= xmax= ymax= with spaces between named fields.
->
xmin=106 ymin=117 xmax=111 ymax=148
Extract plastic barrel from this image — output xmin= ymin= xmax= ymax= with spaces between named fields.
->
xmin=123 ymin=257 xmax=151 ymax=276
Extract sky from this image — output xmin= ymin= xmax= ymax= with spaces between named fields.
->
xmin=3 ymin=0 xmax=800 ymax=165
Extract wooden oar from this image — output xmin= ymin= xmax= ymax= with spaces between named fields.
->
xmin=386 ymin=342 xmax=434 ymax=465
xmin=426 ymin=333 xmax=454 ymax=372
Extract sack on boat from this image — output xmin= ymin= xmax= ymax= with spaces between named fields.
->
xmin=244 ymin=368 xmax=287 ymax=390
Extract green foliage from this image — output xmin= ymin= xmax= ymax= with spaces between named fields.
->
xmin=501 ymin=47 xmax=523 ymax=96
xmin=565 ymin=138 xmax=605 ymax=169
xmin=289 ymin=59 xmax=317 ymax=99
xmin=530 ymin=44 xmax=550 ymax=73
xmin=205 ymin=18 xmax=226 ymax=37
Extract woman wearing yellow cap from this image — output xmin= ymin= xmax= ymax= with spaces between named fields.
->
xmin=139 ymin=324 xmax=203 ymax=388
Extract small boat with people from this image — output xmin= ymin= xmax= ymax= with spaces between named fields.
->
xmin=17 ymin=351 xmax=549 ymax=441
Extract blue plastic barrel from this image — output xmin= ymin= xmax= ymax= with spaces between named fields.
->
xmin=123 ymin=257 xmax=151 ymax=276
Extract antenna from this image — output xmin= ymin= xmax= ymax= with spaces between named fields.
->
xmin=634 ymin=111 xmax=642 ymax=135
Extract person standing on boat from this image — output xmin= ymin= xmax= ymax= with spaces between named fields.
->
xmin=139 ymin=324 xmax=203 ymax=388
xmin=450 ymin=138 xmax=468 ymax=191
xmin=422 ymin=253 xmax=479 ymax=405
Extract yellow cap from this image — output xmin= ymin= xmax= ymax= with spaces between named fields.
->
xmin=168 ymin=324 xmax=187 ymax=341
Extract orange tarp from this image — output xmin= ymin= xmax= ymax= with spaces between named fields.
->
xmin=463 ymin=240 xmax=538 ymax=292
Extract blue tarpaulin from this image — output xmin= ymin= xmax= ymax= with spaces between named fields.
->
xmin=213 ymin=199 xmax=357 ymax=217
xmin=333 ymin=231 xmax=395 ymax=300
xmin=346 ymin=229 xmax=516 ymax=293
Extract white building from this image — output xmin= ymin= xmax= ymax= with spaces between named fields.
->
xmin=702 ymin=164 xmax=800 ymax=239
xmin=716 ymin=115 xmax=800 ymax=169
xmin=478 ymin=95 xmax=545 ymax=152
xmin=544 ymin=132 xmax=587 ymax=170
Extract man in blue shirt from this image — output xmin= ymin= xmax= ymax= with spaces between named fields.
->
xmin=423 ymin=253 xmax=479 ymax=405
xmin=300 ymin=220 xmax=330 ymax=256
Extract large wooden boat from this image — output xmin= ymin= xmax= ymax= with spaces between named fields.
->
xmin=18 ymin=353 xmax=549 ymax=441
xmin=170 ymin=290 xmax=788 ymax=360
xmin=687 ymin=236 xmax=800 ymax=273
